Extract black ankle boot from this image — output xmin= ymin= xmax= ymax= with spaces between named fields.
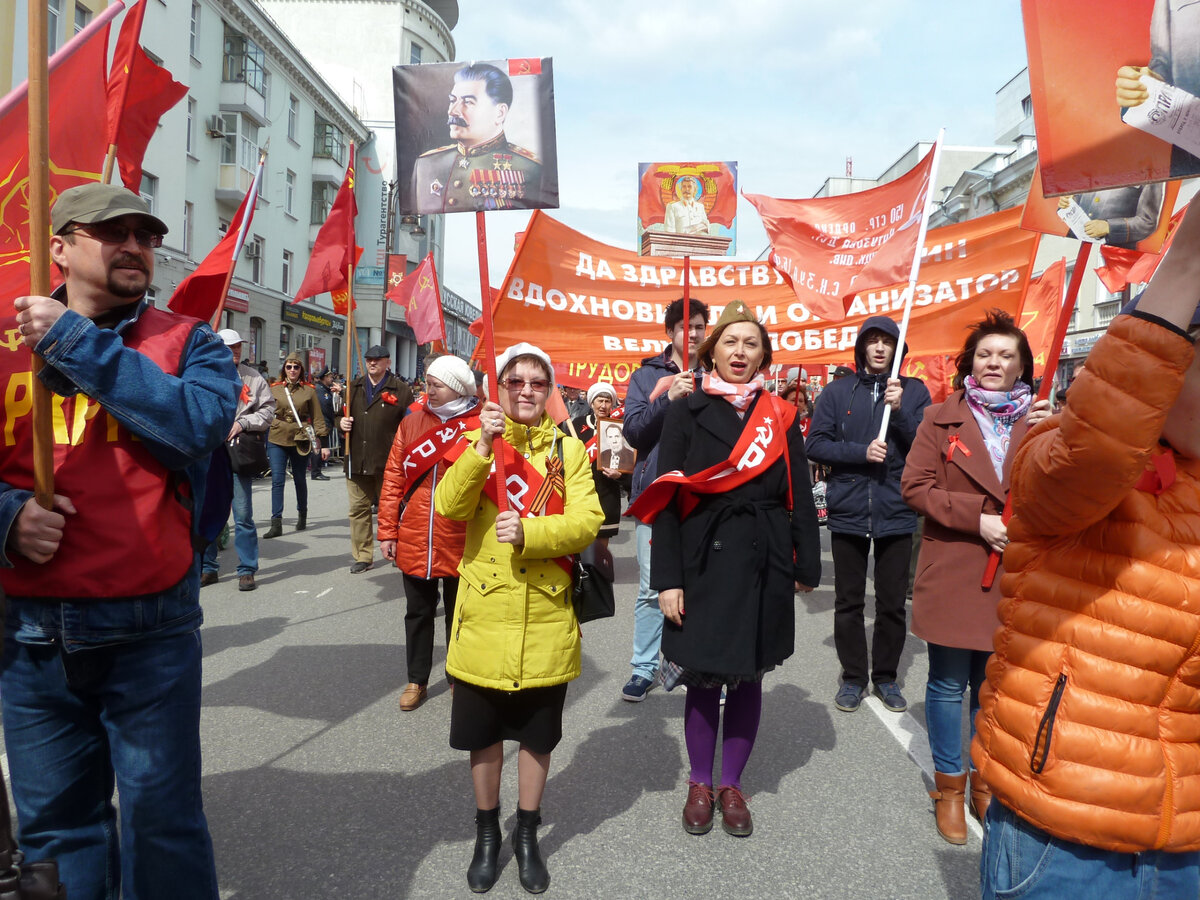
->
xmin=262 ymin=517 xmax=282 ymax=539
xmin=296 ymin=512 xmax=306 ymax=531
xmin=466 ymin=806 xmax=501 ymax=893
xmin=512 ymin=807 xmax=548 ymax=894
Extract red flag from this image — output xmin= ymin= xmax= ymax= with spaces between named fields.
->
xmin=0 ymin=9 xmax=120 ymax=308
xmin=1096 ymin=204 xmax=1188 ymax=293
xmin=168 ymin=161 xmax=262 ymax=320
xmin=294 ymin=151 xmax=357 ymax=305
xmin=388 ymin=252 xmax=445 ymax=344
xmin=385 ymin=253 xmax=407 ymax=293
xmin=744 ymin=143 xmax=936 ymax=322
xmin=106 ymin=1 xmax=187 ymax=192
xmin=330 ymin=246 xmax=364 ymax=315
xmin=1018 ymin=258 xmax=1066 ymax=381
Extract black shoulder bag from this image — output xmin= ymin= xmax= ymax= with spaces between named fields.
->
xmin=554 ymin=441 xmax=615 ymax=623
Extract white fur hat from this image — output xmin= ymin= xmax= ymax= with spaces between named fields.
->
xmin=586 ymin=382 xmax=617 ymax=407
xmin=426 ymin=355 xmax=476 ymax=397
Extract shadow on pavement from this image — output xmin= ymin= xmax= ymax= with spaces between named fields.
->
xmin=201 ymin=616 xmax=290 ymax=658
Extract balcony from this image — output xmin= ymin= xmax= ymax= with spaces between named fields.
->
xmin=311 ymin=154 xmax=343 ymax=184
xmin=219 ymin=79 xmax=266 ymax=126
xmin=216 ymin=164 xmax=255 ymax=203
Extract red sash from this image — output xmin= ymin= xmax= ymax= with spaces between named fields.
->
xmin=584 ymin=435 xmax=598 ymax=463
xmin=400 ymin=412 xmax=480 ymax=502
xmin=480 ymin=441 xmax=573 ymax=575
xmin=626 ymin=394 xmax=796 ymax=524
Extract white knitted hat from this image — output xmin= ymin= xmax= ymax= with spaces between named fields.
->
xmin=426 ymin=355 xmax=476 ymax=397
xmin=586 ymin=382 xmax=617 ymax=406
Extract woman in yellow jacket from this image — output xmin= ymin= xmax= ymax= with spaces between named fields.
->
xmin=435 ymin=343 xmax=602 ymax=895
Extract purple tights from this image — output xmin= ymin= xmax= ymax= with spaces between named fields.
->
xmin=683 ymin=681 xmax=763 ymax=789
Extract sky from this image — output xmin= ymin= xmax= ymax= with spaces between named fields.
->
xmin=436 ymin=0 xmax=1032 ymax=310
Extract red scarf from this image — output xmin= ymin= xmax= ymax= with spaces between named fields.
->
xmin=626 ymin=394 xmax=795 ymax=524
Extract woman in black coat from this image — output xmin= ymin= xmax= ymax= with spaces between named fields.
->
xmin=643 ymin=302 xmax=821 ymax=839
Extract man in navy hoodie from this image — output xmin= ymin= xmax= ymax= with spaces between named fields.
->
xmin=806 ymin=315 xmax=931 ymax=714
xmin=620 ymin=296 xmax=709 ymax=701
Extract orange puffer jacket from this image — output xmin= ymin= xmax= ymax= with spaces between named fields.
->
xmin=376 ymin=405 xmax=471 ymax=579
xmin=972 ymin=314 xmax=1200 ymax=853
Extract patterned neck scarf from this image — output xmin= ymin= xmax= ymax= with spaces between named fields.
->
xmin=963 ymin=375 xmax=1032 ymax=480
xmin=702 ymin=371 xmax=764 ymax=412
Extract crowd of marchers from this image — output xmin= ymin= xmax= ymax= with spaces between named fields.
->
xmin=5 ymin=182 xmax=1200 ymax=899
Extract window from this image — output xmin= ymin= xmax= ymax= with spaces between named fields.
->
xmin=189 ymin=2 xmax=201 ymax=58
xmin=73 ymin=2 xmax=91 ymax=33
xmin=280 ymin=324 xmax=292 ymax=357
xmin=220 ymin=113 xmax=238 ymax=164
xmin=139 ymin=173 xmax=158 ymax=214
xmin=313 ymin=117 xmax=344 ymax=164
xmin=410 ymin=43 xmax=422 ymax=65
xmin=285 ymin=170 xmax=296 ymax=215
xmin=311 ymin=181 xmax=337 ymax=224
xmin=182 ymin=201 xmax=194 ymax=256
xmin=282 ymin=250 xmax=293 ymax=294
xmin=48 ymin=0 xmax=62 ymax=54
xmin=1021 ymin=95 xmax=1033 ymax=118
xmin=249 ymin=235 xmax=264 ymax=284
xmin=1096 ymin=300 xmax=1121 ymax=328
xmin=222 ymin=28 xmax=266 ymax=96
xmin=250 ymin=317 xmax=265 ymax=364
xmin=287 ymin=95 xmax=299 ymax=142
xmin=185 ymin=97 xmax=196 ymax=154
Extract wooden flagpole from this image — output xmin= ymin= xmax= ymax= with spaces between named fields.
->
xmin=475 ymin=210 xmax=509 ymax=512
xmin=981 ymin=242 xmax=1091 ymax=589
xmin=27 ymin=3 xmax=55 ymax=509
xmin=877 ymin=129 xmax=945 ymax=441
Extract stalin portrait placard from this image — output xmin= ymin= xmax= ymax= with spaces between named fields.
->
xmin=394 ymin=58 xmax=559 ymax=216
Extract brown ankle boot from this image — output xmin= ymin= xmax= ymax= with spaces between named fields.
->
xmin=929 ymin=771 xmax=968 ymax=845
xmin=968 ymin=770 xmax=992 ymax=825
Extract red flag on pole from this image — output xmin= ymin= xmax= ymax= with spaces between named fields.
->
xmin=1017 ymin=258 xmax=1066 ymax=382
xmin=0 ymin=9 xmax=120 ymax=308
xmin=105 ymin=0 xmax=187 ymax=192
xmin=331 ymin=246 xmax=364 ymax=315
xmin=744 ymin=144 xmax=937 ymax=322
xmin=294 ymin=153 xmax=358 ymax=305
xmin=168 ymin=159 xmax=263 ymax=320
xmin=1096 ymin=204 xmax=1188 ymax=294
xmin=388 ymin=252 xmax=446 ymax=344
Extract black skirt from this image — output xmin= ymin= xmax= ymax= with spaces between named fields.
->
xmin=449 ymin=681 xmax=569 ymax=754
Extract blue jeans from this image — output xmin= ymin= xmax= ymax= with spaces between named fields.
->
xmin=982 ymin=801 xmax=1200 ymax=899
xmin=268 ymin=441 xmax=308 ymax=519
xmin=0 ymin=585 xmax=218 ymax=900
xmin=925 ymin=642 xmax=989 ymax=775
xmin=201 ymin=471 xmax=257 ymax=576
xmin=631 ymin=520 xmax=662 ymax=680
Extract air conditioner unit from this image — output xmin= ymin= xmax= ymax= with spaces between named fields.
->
xmin=243 ymin=243 xmax=261 ymax=260
xmin=206 ymin=115 xmax=226 ymax=137
xmin=296 ymin=334 xmax=319 ymax=350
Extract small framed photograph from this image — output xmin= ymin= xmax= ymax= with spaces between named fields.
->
xmin=597 ymin=417 xmax=636 ymax=474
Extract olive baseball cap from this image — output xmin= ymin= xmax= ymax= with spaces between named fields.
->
xmin=51 ymin=183 xmax=168 ymax=236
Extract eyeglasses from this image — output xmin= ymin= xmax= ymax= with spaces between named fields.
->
xmin=284 ymin=364 xmax=302 ymax=370
xmin=62 ymin=222 xmax=163 ymax=249
xmin=501 ymin=377 xmax=549 ymax=393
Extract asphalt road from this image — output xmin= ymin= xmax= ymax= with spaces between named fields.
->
xmin=189 ymin=469 xmax=980 ymax=899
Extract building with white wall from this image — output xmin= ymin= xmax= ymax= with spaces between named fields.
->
xmin=259 ymin=0 xmax=476 ymax=373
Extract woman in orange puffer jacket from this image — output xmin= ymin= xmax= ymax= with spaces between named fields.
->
xmin=973 ymin=202 xmax=1200 ymax=900
xmin=377 ymin=355 xmax=480 ymax=713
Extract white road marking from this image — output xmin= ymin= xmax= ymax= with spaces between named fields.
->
xmin=317 ymin=588 xmax=332 ymax=598
xmin=864 ymin=695 xmax=984 ymax=839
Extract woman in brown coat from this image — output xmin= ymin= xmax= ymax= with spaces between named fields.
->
xmin=264 ymin=353 xmax=329 ymax=537
xmin=900 ymin=310 xmax=1049 ymax=844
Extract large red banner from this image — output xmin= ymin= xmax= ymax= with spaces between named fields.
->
xmin=744 ymin=144 xmax=935 ymax=321
xmin=476 ymin=208 xmax=1039 ymax=390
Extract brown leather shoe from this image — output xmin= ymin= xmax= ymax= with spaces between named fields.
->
xmin=200 ymin=571 xmax=218 ymax=587
xmin=930 ymin=771 xmax=968 ymax=844
xmin=717 ymin=785 xmax=753 ymax=836
xmin=399 ymin=683 xmax=427 ymax=711
xmin=238 ymin=574 xmax=256 ymax=592
xmin=682 ymin=782 xmax=714 ymax=835
xmin=969 ymin=770 xmax=992 ymax=825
